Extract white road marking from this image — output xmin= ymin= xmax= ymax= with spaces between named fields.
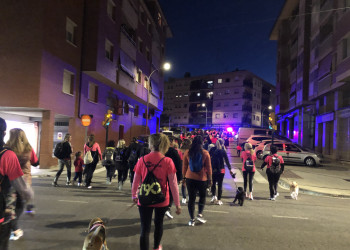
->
xmin=58 ymin=200 xmax=89 ymax=203
xmin=272 ymin=215 xmax=309 ymax=220
xmin=204 ymin=210 xmax=229 ymax=214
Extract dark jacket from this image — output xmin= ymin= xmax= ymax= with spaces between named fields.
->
xmin=125 ymin=142 xmax=141 ymax=169
xmin=62 ymin=141 xmax=72 ymax=159
xmin=165 ymin=147 xmax=182 ymax=181
xmin=209 ymin=147 xmax=231 ymax=172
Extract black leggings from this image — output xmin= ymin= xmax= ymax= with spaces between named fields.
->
xmin=211 ymin=173 xmax=225 ymax=200
xmin=186 ymin=179 xmax=207 ymax=220
xmin=84 ymin=163 xmax=97 ymax=186
xmin=138 ymin=206 xmax=168 ymax=250
xmin=266 ymin=169 xmax=281 ymax=198
xmin=243 ymin=171 xmax=255 ymax=192
xmin=118 ymin=168 xmax=128 ymax=183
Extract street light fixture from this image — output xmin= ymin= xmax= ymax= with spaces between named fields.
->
xmin=261 ymin=105 xmax=272 ymax=128
xmin=145 ymin=62 xmax=171 ymax=134
xmin=202 ymin=103 xmax=208 ymax=128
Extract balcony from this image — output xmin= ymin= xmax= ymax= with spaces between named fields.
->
xmin=189 ymin=79 xmax=214 ymax=90
xmin=318 ymin=74 xmax=332 ymax=94
xmin=121 ymin=24 xmax=136 ymax=46
xmin=243 ymin=78 xmax=253 ymax=88
xmin=242 ymin=92 xmax=253 ymax=100
xmin=242 ymin=105 xmax=252 ymax=112
xmin=189 ymin=92 xmax=213 ymax=102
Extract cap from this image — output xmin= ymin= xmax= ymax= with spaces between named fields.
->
xmin=0 ymin=117 xmax=6 ymax=131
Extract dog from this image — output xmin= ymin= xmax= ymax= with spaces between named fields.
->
xmin=290 ymin=181 xmax=299 ymax=200
xmin=233 ymin=187 xmax=245 ymax=206
xmin=83 ymin=217 xmax=108 ymax=250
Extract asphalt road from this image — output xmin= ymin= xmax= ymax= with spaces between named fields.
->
xmin=10 ymin=154 xmax=350 ymax=250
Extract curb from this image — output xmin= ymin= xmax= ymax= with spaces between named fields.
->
xmin=278 ymin=178 xmax=350 ymax=199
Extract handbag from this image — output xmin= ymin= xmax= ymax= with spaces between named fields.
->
xmin=84 ymin=151 xmax=93 ymax=164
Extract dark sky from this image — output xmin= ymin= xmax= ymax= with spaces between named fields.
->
xmin=158 ymin=0 xmax=285 ymax=85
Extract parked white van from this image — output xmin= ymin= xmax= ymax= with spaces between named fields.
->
xmin=237 ymin=128 xmax=272 ymax=146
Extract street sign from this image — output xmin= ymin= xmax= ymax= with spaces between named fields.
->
xmin=81 ymin=115 xmax=92 ymax=127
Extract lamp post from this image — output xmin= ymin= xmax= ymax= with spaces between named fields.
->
xmin=202 ymin=103 xmax=208 ymax=128
xmin=145 ymin=62 xmax=171 ymax=134
xmin=261 ymin=105 xmax=272 ymax=128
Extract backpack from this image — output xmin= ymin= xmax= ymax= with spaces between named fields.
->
xmin=128 ymin=149 xmax=138 ymax=166
xmin=84 ymin=150 xmax=93 ymax=164
xmin=138 ymin=157 xmax=166 ymax=206
xmin=210 ymin=148 xmax=222 ymax=173
xmin=103 ymin=147 xmax=115 ymax=166
xmin=54 ymin=142 xmax=64 ymax=159
xmin=244 ymin=154 xmax=254 ymax=172
xmin=140 ymin=146 xmax=151 ymax=157
xmin=270 ymin=155 xmax=281 ymax=174
xmin=189 ymin=153 xmax=203 ymax=172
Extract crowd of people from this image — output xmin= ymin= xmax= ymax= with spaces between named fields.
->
xmin=0 ymin=119 xmax=285 ymax=250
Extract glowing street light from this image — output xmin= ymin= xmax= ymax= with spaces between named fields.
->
xmin=145 ymin=62 xmax=171 ymax=134
xmin=261 ymin=105 xmax=273 ymax=128
xmin=202 ymin=103 xmax=208 ymax=128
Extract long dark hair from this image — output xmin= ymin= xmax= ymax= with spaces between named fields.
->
xmin=88 ymin=134 xmax=95 ymax=147
xmin=189 ymin=135 xmax=203 ymax=159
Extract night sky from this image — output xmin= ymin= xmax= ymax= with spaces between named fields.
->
xmin=158 ymin=0 xmax=285 ymax=85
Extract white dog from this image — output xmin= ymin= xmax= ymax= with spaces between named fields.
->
xmin=290 ymin=181 xmax=299 ymax=200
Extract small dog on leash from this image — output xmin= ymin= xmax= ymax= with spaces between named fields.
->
xmin=233 ymin=187 xmax=245 ymax=206
xmin=83 ymin=217 xmax=108 ymax=250
xmin=290 ymin=181 xmax=299 ymax=200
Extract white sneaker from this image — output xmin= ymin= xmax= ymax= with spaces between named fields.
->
xmin=210 ymin=196 xmax=217 ymax=203
xmin=10 ymin=229 xmax=23 ymax=241
xmin=88 ymin=186 xmax=92 ymax=189
xmin=269 ymin=197 xmax=276 ymax=201
xmin=216 ymin=200 xmax=223 ymax=205
xmin=182 ymin=198 xmax=187 ymax=204
xmin=77 ymin=183 xmax=81 ymax=187
xmin=274 ymin=193 xmax=279 ymax=198
xmin=188 ymin=219 xmax=195 ymax=226
xmin=196 ymin=214 xmax=207 ymax=224
xmin=249 ymin=192 xmax=254 ymax=200
xmin=165 ymin=211 xmax=173 ymax=219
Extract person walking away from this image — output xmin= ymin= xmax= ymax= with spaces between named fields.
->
xmin=4 ymin=128 xmax=38 ymax=240
xmin=179 ymin=139 xmax=192 ymax=204
xmin=0 ymin=117 xmax=33 ymax=249
xmin=102 ymin=140 xmax=117 ymax=185
xmin=132 ymin=133 xmax=181 ymax=250
xmin=125 ymin=137 xmax=141 ymax=186
xmin=164 ymin=136 xmax=182 ymax=219
xmin=115 ymin=139 xmax=128 ymax=190
xmin=209 ymin=139 xmax=235 ymax=205
xmin=84 ymin=134 xmax=102 ymax=189
xmin=260 ymin=145 xmax=284 ymax=200
xmin=182 ymin=135 xmax=212 ymax=226
xmin=236 ymin=145 xmax=242 ymax=157
xmin=52 ymin=133 xmax=73 ymax=186
xmin=73 ymin=151 xmax=84 ymax=186
xmin=240 ymin=143 xmax=257 ymax=200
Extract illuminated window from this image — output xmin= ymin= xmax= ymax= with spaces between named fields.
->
xmin=215 ymin=114 xmax=221 ymax=119
xmin=66 ymin=17 xmax=77 ymax=45
xmin=62 ymin=70 xmax=74 ymax=95
xmin=218 ymin=79 xmax=222 ymax=83
xmin=136 ymin=69 xmax=142 ymax=83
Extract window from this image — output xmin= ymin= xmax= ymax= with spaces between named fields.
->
xmin=224 ymin=102 xmax=229 ymax=107
xmin=225 ymin=90 xmax=230 ymax=95
xmin=252 ymin=115 xmax=255 ymax=120
xmin=256 ymin=116 xmax=260 ymax=121
xmin=285 ymin=144 xmax=301 ymax=152
xmin=216 ymin=102 xmax=221 ymax=107
xmin=184 ymin=104 xmax=187 ymax=108
xmin=107 ymin=0 xmax=116 ymax=21
xmin=88 ymin=82 xmax=98 ymax=103
xmin=342 ymin=38 xmax=350 ymax=59
xmin=344 ymin=0 xmax=350 ymax=12
xmin=147 ymin=20 xmax=152 ymax=34
xmin=138 ymin=38 xmax=144 ymax=53
xmin=225 ymin=78 xmax=230 ymax=82
xmin=105 ymin=39 xmax=114 ymax=61
xmin=235 ymin=76 xmax=240 ymax=81
xmin=233 ymin=102 xmax=239 ymax=106
xmin=134 ymin=105 xmax=139 ymax=117
xmin=234 ymin=89 xmax=239 ymax=94
xmin=140 ymin=8 xmax=146 ymax=24
xmin=66 ymin=18 xmax=77 ymax=45
xmin=223 ymin=113 xmax=229 ymax=118
xmin=146 ymin=47 xmax=151 ymax=61
xmin=215 ymin=114 xmax=221 ymax=119
xmin=62 ymin=70 xmax=74 ymax=95
xmin=218 ymin=78 xmax=222 ymax=83
xmin=136 ymin=69 xmax=142 ymax=83
xmin=233 ymin=113 xmax=238 ymax=118
xmin=184 ymin=93 xmax=189 ymax=97
xmin=157 ymin=12 xmax=162 ymax=27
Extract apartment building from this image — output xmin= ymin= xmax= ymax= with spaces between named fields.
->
xmin=0 ymin=0 xmax=171 ymax=167
xmin=162 ymin=71 xmax=275 ymax=132
xmin=271 ymin=0 xmax=350 ymax=161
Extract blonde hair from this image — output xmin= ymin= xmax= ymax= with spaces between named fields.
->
xmin=148 ymin=133 xmax=170 ymax=155
xmin=116 ymin=139 xmax=126 ymax=148
xmin=5 ymin=128 xmax=32 ymax=155
xmin=244 ymin=143 xmax=254 ymax=155
xmin=215 ymin=139 xmax=222 ymax=150
xmin=64 ymin=133 xmax=71 ymax=142
xmin=173 ymin=142 xmax=179 ymax=149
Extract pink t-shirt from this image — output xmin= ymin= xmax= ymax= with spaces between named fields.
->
xmin=0 ymin=150 xmax=23 ymax=181
xmin=84 ymin=142 xmax=102 ymax=160
xmin=241 ymin=150 xmax=257 ymax=172
xmin=264 ymin=154 xmax=284 ymax=168
xmin=132 ymin=152 xmax=180 ymax=207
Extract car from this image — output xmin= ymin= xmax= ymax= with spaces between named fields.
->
xmin=254 ymin=139 xmax=287 ymax=159
xmin=246 ymin=135 xmax=275 ymax=148
xmin=261 ymin=142 xmax=322 ymax=167
xmin=237 ymin=128 xmax=272 ymax=146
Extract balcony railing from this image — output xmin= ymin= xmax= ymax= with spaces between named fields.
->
xmin=121 ymin=24 xmax=136 ymax=46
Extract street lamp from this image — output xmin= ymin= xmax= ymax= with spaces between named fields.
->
xmin=145 ymin=62 xmax=171 ymax=134
xmin=261 ymin=105 xmax=272 ymax=128
xmin=202 ymin=103 xmax=208 ymax=128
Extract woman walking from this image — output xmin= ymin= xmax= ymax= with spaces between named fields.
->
xmin=209 ymin=139 xmax=235 ymax=205
xmin=84 ymin=134 xmax=102 ymax=189
xmin=5 ymin=128 xmax=39 ymax=240
xmin=116 ymin=139 xmax=128 ymax=190
xmin=53 ymin=133 xmax=73 ymax=186
xmin=241 ymin=143 xmax=257 ymax=200
xmin=132 ymin=133 xmax=181 ymax=250
xmin=102 ymin=140 xmax=117 ymax=185
xmin=182 ymin=135 xmax=212 ymax=226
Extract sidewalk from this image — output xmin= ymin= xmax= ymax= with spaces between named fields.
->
xmin=227 ymin=145 xmax=350 ymax=198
